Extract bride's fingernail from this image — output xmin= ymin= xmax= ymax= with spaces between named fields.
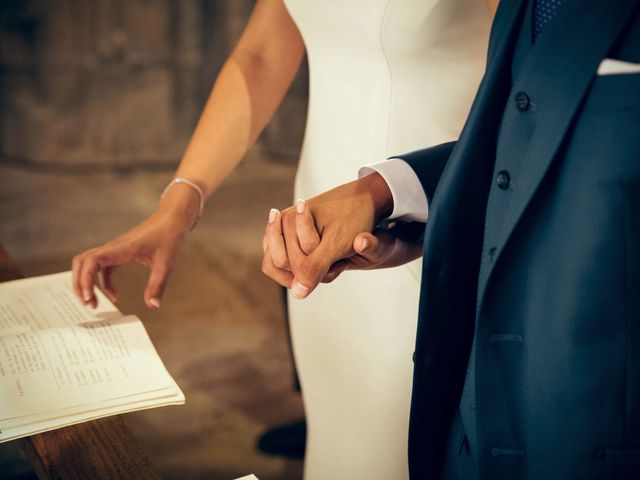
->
xmin=149 ymin=298 xmax=160 ymax=309
xmin=358 ymin=238 xmax=369 ymax=252
xmin=82 ymin=289 xmax=92 ymax=303
xmin=296 ymin=199 xmax=306 ymax=214
xmin=269 ymin=209 xmax=279 ymax=223
xmin=291 ymin=281 xmax=310 ymax=299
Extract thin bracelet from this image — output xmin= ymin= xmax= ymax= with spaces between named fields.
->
xmin=161 ymin=177 xmax=205 ymax=230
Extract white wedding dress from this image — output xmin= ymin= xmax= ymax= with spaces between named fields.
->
xmin=283 ymin=1 xmax=489 ymax=478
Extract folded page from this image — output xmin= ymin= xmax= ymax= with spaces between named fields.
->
xmin=0 ymin=390 xmax=184 ymax=443
xmin=0 ymin=273 xmax=183 ymax=420
xmin=1 ymin=384 xmax=182 ymax=429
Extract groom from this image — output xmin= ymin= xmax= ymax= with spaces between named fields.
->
xmin=262 ymin=0 xmax=640 ymax=478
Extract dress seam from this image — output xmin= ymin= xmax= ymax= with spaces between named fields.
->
xmin=379 ymin=0 xmax=394 ymax=159
xmin=379 ymin=0 xmax=423 ymax=283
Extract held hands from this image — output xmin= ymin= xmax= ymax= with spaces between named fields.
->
xmin=261 ymin=173 xmax=425 ymax=299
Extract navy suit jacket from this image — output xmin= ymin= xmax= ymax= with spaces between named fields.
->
xmin=399 ymin=0 xmax=640 ymax=478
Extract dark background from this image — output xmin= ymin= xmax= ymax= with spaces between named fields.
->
xmin=0 ymin=1 xmax=308 ymax=479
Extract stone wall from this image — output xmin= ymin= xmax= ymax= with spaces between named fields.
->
xmin=0 ymin=0 xmax=307 ymax=173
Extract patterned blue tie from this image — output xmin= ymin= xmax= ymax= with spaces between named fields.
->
xmin=533 ymin=0 xmax=566 ymax=41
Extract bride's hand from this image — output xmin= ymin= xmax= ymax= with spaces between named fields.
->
xmin=71 ymin=186 xmax=199 ymax=309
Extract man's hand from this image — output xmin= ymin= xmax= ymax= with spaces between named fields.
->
xmin=262 ymin=173 xmax=424 ymax=298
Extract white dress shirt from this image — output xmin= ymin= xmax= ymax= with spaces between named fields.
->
xmin=359 ymin=159 xmax=429 ymax=222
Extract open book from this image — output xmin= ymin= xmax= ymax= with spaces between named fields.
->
xmin=0 ymin=272 xmax=184 ymax=442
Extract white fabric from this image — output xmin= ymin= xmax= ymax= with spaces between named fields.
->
xmin=597 ymin=58 xmax=640 ymax=75
xmin=283 ymin=1 xmax=489 ymax=479
xmin=359 ymin=159 xmax=429 ymax=222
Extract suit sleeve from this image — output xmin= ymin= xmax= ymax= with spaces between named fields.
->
xmin=359 ymin=160 xmax=430 ymax=222
xmin=392 ymin=141 xmax=457 ymax=205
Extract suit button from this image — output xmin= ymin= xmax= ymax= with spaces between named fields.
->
xmin=496 ymin=170 xmax=510 ymax=189
xmin=515 ymin=91 xmax=530 ymax=111
xmin=488 ymin=247 xmax=497 ymax=261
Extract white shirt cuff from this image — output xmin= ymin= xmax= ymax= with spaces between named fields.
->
xmin=358 ymin=159 xmax=429 ymax=222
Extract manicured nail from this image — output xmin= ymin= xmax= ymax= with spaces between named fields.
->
xmin=82 ymin=289 xmax=92 ymax=303
xmin=269 ymin=208 xmax=279 ymax=223
xmin=291 ymin=281 xmax=310 ymax=299
xmin=296 ymin=199 xmax=306 ymax=214
xmin=149 ymin=298 xmax=160 ymax=309
xmin=357 ymin=237 xmax=369 ymax=252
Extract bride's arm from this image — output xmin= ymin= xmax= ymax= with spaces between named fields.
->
xmin=176 ymin=0 xmax=304 ymax=198
xmin=72 ymin=0 xmax=305 ymax=309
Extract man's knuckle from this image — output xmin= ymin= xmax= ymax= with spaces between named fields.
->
xmin=270 ymin=253 xmax=282 ymax=268
xmin=273 ymin=257 xmax=287 ymax=270
xmin=301 ymin=242 xmax=316 ymax=255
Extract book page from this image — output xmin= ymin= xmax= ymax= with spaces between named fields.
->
xmin=0 ymin=273 xmax=181 ymax=419
xmin=0 ymin=271 xmax=119 ymax=336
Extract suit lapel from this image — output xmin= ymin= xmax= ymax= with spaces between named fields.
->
xmin=478 ymin=0 xmax=640 ymax=304
xmin=485 ymin=0 xmax=528 ymax=69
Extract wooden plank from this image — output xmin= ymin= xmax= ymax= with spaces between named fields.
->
xmin=0 ymin=245 xmax=161 ymax=480
xmin=0 ymin=245 xmax=21 ymax=282
xmin=18 ymin=418 xmax=161 ymax=480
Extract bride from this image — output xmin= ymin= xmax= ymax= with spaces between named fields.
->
xmin=72 ymin=1 xmax=490 ymax=478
